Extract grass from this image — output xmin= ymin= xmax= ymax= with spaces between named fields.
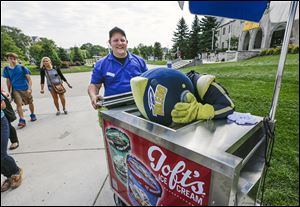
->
xmin=30 ymin=65 xmax=93 ymax=75
xmin=1 ymin=63 xmax=93 ymax=76
xmin=1 ymin=55 xmax=299 ymax=205
xmin=146 ymin=60 xmax=167 ymax=65
xmin=181 ymin=54 xmax=299 ymax=206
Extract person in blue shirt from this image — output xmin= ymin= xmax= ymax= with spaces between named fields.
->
xmin=2 ymin=53 xmax=37 ymax=128
xmin=1 ymin=94 xmax=23 ymax=192
xmin=88 ymin=27 xmax=148 ymax=109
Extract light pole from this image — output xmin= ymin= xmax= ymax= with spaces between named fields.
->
xmin=211 ymin=28 xmax=215 ymax=51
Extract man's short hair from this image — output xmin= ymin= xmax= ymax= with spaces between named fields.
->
xmin=6 ymin=52 xmax=18 ymax=59
xmin=109 ymin=27 xmax=126 ymax=40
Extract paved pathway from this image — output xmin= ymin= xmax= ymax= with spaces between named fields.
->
xmin=1 ymin=65 xmax=161 ymax=206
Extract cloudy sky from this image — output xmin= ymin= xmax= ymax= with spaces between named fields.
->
xmin=1 ymin=1 xmax=200 ymax=49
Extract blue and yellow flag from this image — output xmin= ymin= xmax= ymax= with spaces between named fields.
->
xmin=243 ymin=21 xmax=260 ymax=31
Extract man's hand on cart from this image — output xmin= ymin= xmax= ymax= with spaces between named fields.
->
xmin=171 ymin=92 xmax=214 ymax=124
xmin=91 ymin=94 xmax=104 ymax=109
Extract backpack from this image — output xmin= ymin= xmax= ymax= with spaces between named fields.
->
xmin=1 ymin=92 xmax=17 ymax=122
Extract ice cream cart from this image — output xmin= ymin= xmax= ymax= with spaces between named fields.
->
xmin=101 ymin=103 xmax=266 ymax=206
xmin=98 ymin=1 xmax=298 ymax=206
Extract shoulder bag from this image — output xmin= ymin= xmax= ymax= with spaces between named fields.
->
xmin=45 ymin=69 xmax=66 ymax=94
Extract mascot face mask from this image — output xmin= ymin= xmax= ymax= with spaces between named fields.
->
xmin=130 ymin=68 xmax=194 ymax=126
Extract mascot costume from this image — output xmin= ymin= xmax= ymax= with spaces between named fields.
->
xmin=130 ymin=68 xmax=234 ymax=126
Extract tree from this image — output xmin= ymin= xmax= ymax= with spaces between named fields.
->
xmin=172 ymin=17 xmax=190 ymax=59
xmin=57 ymin=47 xmax=70 ymax=61
xmin=29 ymin=38 xmax=61 ymax=68
xmin=138 ymin=44 xmax=152 ymax=60
xmin=147 ymin=46 xmax=154 ymax=58
xmin=91 ymin=45 xmax=108 ymax=57
xmin=80 ymin=43 xmax=107 ymax=58
xmin=227 ymin=36 xmax=239 ymax=50
xmin=199 ymin=16 xmax=219 ymax=52
xmin=153 ymin=42 xmax=163 ymax=60
xmin=189 ymin=15 xmax=201 ymax=58
xmin=41 ymin=38 xmax=61 ymax=67
xmin=29 ymin=44 xmax=43 ymax=66
xmin=1 ymin=30 xmax=24 ymax=60
xmin=71 ymin=47 xmax=84 ymax=62
xmin=1 ymin=25 xmax=32 ymax=60
xmin=132 ymin=47 xmax=140 ymax=56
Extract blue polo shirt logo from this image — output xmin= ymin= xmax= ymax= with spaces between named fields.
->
xmin=106 ymin=72 xmax=115 ymax=77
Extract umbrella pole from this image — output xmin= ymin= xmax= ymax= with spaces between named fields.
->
xmin=257 ymin=2 xmax=298 ymax=205
xmin=269 ymin=1 xmax=298 ymax=121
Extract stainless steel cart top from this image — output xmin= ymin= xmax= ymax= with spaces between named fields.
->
xmin=101 ymin=106 xmax=264 ymax=178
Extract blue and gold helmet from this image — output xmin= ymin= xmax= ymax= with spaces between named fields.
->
xmin=130 ymin=68 xmax=194 ymax=126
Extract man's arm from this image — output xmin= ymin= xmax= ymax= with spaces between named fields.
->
xmin=88 ymin=83 xmax=103 ymax=109
xmin=6 ymin=78 xmax=12 ymax=94
xmin=25 ymin=74 xmax=33 ymax=94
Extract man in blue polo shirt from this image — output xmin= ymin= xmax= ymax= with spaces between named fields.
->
xmin=2 ymin=52 xmax=37 ymax=128
xmin=88 ymin=27 xmax=148 ymax=109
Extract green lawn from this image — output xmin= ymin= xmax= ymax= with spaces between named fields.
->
xmin=29 ymin=65 xmax=93 ymax=75
xmin=1 ymin=55 xmax=298 ymax=205
xmin=181 ymin=54 xmax=299 ymax=206
xmin=1 ymin=64 xmax=93 ymax=76
xmin=146 ymin=60 xmax=167 ymax=65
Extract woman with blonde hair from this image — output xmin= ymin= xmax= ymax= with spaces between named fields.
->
xmin=40 ymin=57 xmax=72 ymax=115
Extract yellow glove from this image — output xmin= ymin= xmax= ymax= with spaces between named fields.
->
xmin=171 ymin=92 xmax=215 ymax=124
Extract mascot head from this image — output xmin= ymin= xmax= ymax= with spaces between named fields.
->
xmin=130 ymin=68 xmax=194 ymax=126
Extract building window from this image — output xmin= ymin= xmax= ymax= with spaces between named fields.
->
xmin=223 ymin=28 xmax=226 ymax=35
xmin=222 ymin=42 xmax=224 ymax=49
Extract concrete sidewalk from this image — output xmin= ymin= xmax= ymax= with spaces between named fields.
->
xmin=1 ymin=64 xmax=163 ymax=206
xmin=1 ymin=72 xmax=115 ymax=206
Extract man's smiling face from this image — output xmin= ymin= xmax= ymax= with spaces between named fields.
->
xmin=110 ymin=32 xmax=128 ymax=58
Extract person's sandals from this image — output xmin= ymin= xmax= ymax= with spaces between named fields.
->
xmin=11 ymin=168 xmax=23 ymax=189
xmin=63 ymin=110 xmax=68 ymax=115
xmin=56 ymin=111 xmax=61 ymax=116
xmin=1 ymin=178 xmax=12 ymax=192
xmin=9 ymin=142 xmax=19 ymax=150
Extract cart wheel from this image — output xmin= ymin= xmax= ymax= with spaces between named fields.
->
xmin=113 ymin=193 xmax=126 ymax=206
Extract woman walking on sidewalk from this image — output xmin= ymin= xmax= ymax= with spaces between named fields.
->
xmin=1 ymin=94 xmax=23 ymax=192
xmin=40 ymin=57 xmax=72 ymax=115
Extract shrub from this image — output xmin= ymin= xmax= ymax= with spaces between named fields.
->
xmin=68 ymin=61 xmax=83 ymax=66
xmin=260 ymin=49 xmax=268 ymax=56
xmin=291 ymin=45 xmax=299 ymax=54
xmin=61 ymin=61 xmax=70 ymax=68
xmin=75 ymin=61 xmax=82 ymax=66
xmin=288 ymin=44 xmax=294 ymax=53
xmin=265 ymin=48 xmax=274 ymax=55
xmin=216 ymin=48 xmax=227 ymax=53
xmin=273 ymin=47 xmax=281 ymax=55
